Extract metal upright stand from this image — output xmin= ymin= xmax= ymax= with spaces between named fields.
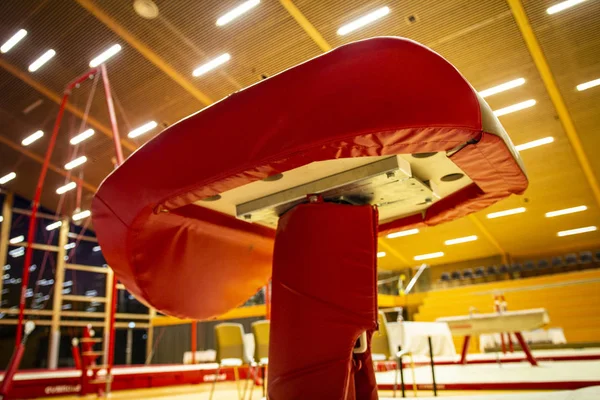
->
xmin=428 ymin=336 xmax=437 ymax=396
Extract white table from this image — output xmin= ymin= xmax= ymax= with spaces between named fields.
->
xmin=386 ymin=321 xmax=456 ymax=357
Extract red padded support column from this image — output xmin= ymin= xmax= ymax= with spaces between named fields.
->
xmin=268 ymin=199 xmax=379 ymax=400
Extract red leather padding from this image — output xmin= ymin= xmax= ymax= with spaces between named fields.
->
xmin=269 ymin=201 xmax=378 ymax=400
xmin=92 ymin=37 xmax=527 ymax=320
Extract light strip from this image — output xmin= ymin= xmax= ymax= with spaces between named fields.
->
xmin=64 ymin=156 xmax=87 ymax=170
xmin=28 ymin=49 xmax=56 ymax=72
xmin=89 ymin=44 xmax=122 ymax=67
xmin=487 ymin=207 xmax=526 ymax=219
xmin=0 ymin=172 xmax=16 ymax=184
xmin=414 ymin=251 xmax=444 ymax=261
xmin=0 ymin=216 xmax=3 ymax=222
xmin=444 ymin=235 xmax=478 ymax=246
xmin=545 ymin=205 xmax=587 ymax=218
xmin=377 ymin=251 xmax=386 ymax=258
xmin=387 ymin=228 xmax=419 ymax=239
xmin=217 ymin=0 xmax=260 ymax=26
xmin=547 ymin=0 xmax=587 ymax=14
xmin=493 ymin=99 xmax=536 ymax=117
xmin=9 ymin=247 xmax=25 ymax=258
xmin=70 ymin=129 xmax=95 ymax=145
xmin=93 ymin=246 xmax=102 ymax=252
xmin=64 ymin=243 xmax=76 ymax=250
xmin=515 ymin=136 xmax=554 ymax=151
xmin=337 ymin=6 xmax=390 ymax=36
xmin=57 ymin=182 xmax=77 ymax=194
xmin=193 ymin=54 xmax=231 ymax=77
xmin=46 ymin=221 xmax=63 ymax=231
xmin=1 ymin=29 xmax=27 ymax=53
xmin=557 ymin=226 xmax=597 ymax=237
xmin=479 ymin=78 xmax=526 ymax=98
xmin=128 ymin=121 xmax=158 ymax=138
xmin=577 ymin=78 xmax=600 ymax=91
xmin=73 ymin=210 xmax=91 ymax=221
xmin=22 ymin=130 xmax=44 ymax=146
xmin=9 ymin=235 xmax=25 ymax=244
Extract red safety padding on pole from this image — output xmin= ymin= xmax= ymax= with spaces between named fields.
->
xmin=269 ymin=199 xmax=379 ymax=400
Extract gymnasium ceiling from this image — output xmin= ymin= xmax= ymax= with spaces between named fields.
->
xmin=0 ymin=0 xmax=599 ymax=270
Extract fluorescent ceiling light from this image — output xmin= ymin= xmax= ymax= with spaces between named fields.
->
xmin=22 ymin=130 xmax=44 ymax=146
xmin=46 ymin=221 xmax=63 ymax=231
xmin=93 ymin=246 xmax=102 ymax=252
xmin=57 ymin=182 xmax=77 ymax=194
xmin=193 ymin=54 xmax=231 ymax=77
xmin=0 ymin=216 xmax=3 ymax=222
xmin=515 ymin=136 xmax=554 ymax=151
xmin=557 ymin=226 xmax=597 ymax=237
xmin=128 ymin=121 xmax=158 ymax=138
xmin=28 ymin=49 xmax=56 ymax=72
xmin=337 ymin=6 xmax=390 ymax=36
xmin=547 ymin=0 xmax=587 ymax=14
xmin=64 ymin=242 xmax=76 ymax=250
xmin=70 ymin=129 xmax=95 ymax=145
xmin=217 ymin=0 xmax=260 ymax=26
xmin=89 ymin=44 xmax=122 ymax=67
xmin=0 ymin=172 xmax=16 ymax=184
xmin=387 ymin=228 xmax=419 ymax=239
xmin=9 ymin=247 xmax=25 ymax=258
xmin=546 ymin=205 xmax=587 ymax=218
xmin=577 ymin=78 xmax=600 ymax=91
xmin=493 ymin=99 xmax=536 ymax=117
xmin=479 ymin=78 xmax=526 ymax=98
xmin=73 ymin=210 xmax=91 ymax=221
xmin=487 ymin=207 xmax=526 ymax=219
xmin=414 ymin=251 xmax=444 ymax=261
xmin=445 ymin=235 xmax=478 ymax=246
xmin=9 ymin=235 xmax=25 ymax=244
xmin=65 ymin=156 xmax=87 ymax=170
xmin=377 ymin=251 xmax=386 ymax=258
xmin=1 ymin=29 xmax=27 ymax=53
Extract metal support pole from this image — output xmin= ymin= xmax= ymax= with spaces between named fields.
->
xmin=15 ymin=68 xmax=97 ymax=346
xmin=191 ymin=321 xmax=197 ymax=364
xmin=125 ymin=328 xmax=133 ymax=365
xmin=0 ymin=192 xmax=14 ymax=307
xmin=48 ymin=218 xmax=69 ymax=369
xmin=428 ymin=336 xmax=437 ymax=397
xmin=103 ymin=268 xmax=114 ymax=366
xmin=145 ymin=307 xmax=156 ymax=365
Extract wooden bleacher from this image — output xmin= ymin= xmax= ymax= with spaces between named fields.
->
xmin=413 ymin=269 xmax=600 ymax=353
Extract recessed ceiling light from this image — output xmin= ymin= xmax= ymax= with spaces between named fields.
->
xmin=577 ymin=78 xmax=600 ymax=91
xmin=0 ymin=216 xmax=3 ymax=222
xmin=486 ymin=207 xmax=526 ymax=219
xmin=217 ymin=0 xmax=260 ymax=26
xmin=1 ymin=29 xmax=27 ymax=53
xmin=9 ymin=235 xmax=25 ymax=244
xmin=0 ymin=172 xmax=16 ymax=184
xmin=72 ymin=210 xmax=91 ymax=221
xmin=337 ymin=6 xmax=390 ymax=36
xmin=93 ymin=246 xmax=102 ymax=252
xmin=545 ymin=205 xmax=587 ymax=218
xmin=9 ymin=247 xmax=25 ymax=258
xmin=377 ymin=251 xmax=386 ymax=258
xmin=515 ymin=136 xmax=554 ymax=151
xmin=70 ymin=129 xmax=95 ymax=145
xmin=444 ymin=235 xmax=478 ymax=246
xmin=493 ymin=99 xmax=536 ymax=117
xmin=28 ymin=49 xmax=56 ymax=72
xmin=193 ymin=54 xmax=231 ymax=77
xmin=46 ymin=221 xmax=63 ymax=231
xmin=547 ymin=0 xmax=587 ymax=15
xmin=387 ymin=228 xmax=419 ymax=239
xmin=22 ymin=130 xmax=44 ymax=146
xmin=128 ymin=121 xmax=158 ymax=138
xmin=65 ymin=156 xmax=87 ymax=170
xmin=414 ymin=251 xmax=444 ymax=261
xmin=57 ymin=182 xmax=77 ymax=194
xmin=89 ymin=44 xmax=122 ymax=68
xmin=64 ymin=242 xmax=76 ymax=250
xmin=479 ymin=78 xmax=526 ymax=98
xmin=557 ymin=226 xmax=597 ymax=237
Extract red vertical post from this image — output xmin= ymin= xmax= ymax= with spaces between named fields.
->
xmin=460 ymin=335 xmax=471 ymax=364
xmin=265 ymin=280 xmax=271 ymax=320
xmin=100 ymin=64 xmax=124 ymax=391
xmin=191 ymin=321 xmax=197 ymax=364
xmin=514 ymin=332 xmax=538 ymax=366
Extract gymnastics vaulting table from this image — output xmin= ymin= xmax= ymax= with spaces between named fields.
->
xmin=92 ymin=37 xmax=528 ymax=400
